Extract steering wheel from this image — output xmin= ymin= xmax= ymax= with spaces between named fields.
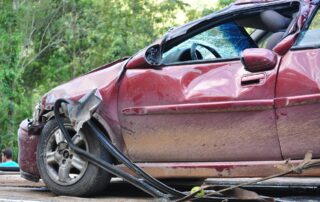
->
xmin=190 ymin=42 xmax=221 ymax=60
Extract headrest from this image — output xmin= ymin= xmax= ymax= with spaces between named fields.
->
xmin=260 ymin=10 xmax=291 ymax=32
xmin=265 ymin=32 xmax=285 ymax=50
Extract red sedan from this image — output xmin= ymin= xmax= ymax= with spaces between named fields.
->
xmin=18 ymin=0 xmax=320 ymax=197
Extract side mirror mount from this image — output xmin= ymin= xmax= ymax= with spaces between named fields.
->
xmin=126 ymin=44 xmax=161 ymax=69
xmin=241 ymin=48 xmax=278 ymax=73
xmin=145 ymin=44 xmax=161 ymax=66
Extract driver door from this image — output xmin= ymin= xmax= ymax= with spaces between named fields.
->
xmin=118 ymin=21 xmax=282 ymax=163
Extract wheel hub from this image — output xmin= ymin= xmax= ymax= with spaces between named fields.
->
xmin=44 ymin=129 xmax=89 ymax=186
xmin=62 ymin=150 xmax=70 ymax=159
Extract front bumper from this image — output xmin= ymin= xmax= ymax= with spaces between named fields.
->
xmin=18 ymin=119 xmax=40 ymax=182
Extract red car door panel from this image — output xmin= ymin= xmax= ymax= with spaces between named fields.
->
xmin=118 ymin=60 xmax=282 ymax=162
xmin=276 ymin=49 xmax=320 ymax=159
xmin=276 ymin=6 xmax=320 ymax=159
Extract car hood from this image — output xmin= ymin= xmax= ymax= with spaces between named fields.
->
xmin=42 ymin=58 xmax=127 ymax=109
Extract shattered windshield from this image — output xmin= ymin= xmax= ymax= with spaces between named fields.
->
xmin=162 ymin=22 xmax=257 ymax=64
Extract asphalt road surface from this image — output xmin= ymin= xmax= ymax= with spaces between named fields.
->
xmin=2 ymin=173 xmax=320 ymax=201
xmin=0 ymin=173 xmax=150 ymax=201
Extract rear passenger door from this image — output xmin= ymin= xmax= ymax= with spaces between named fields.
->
xmin=276 ymin=6 xmax=320 ymax=159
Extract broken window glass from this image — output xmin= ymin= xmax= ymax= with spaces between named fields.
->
xmin=162 ymin=21 xmax=257 ymax=64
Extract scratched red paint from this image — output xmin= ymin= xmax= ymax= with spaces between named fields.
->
xmin=170 ymin=164 xmax=236 ymax=173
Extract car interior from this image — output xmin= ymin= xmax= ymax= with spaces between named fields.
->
xmin=161 ymin=3 xmax=300 ymax=64
xmin=241 ymin=8 xmax=299 ymax=49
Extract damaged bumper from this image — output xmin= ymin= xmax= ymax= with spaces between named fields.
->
xmin=18 ymin=119 xmax=40 ymax=182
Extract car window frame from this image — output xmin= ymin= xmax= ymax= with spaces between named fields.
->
xmin=291 ymin=4 xmax=320 ymax=50
xmin=161 ymin=22 xmax=256 ymax=66
xmin=159 ymin=2 xmax=301 ymax=67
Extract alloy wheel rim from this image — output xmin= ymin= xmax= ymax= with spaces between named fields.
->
xmin=44 ymin=127 xmax=89 ymax=186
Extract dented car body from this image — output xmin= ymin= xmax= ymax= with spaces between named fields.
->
xmin=18 ymin=0 xmax=320 ymax=189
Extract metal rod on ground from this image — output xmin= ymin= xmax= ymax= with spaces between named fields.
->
xmin=177 ymin=151 xmax=319 ymax=201
xmin=206 ymin=152 xmax=317 ymax=197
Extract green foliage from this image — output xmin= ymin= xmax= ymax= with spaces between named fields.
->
xmin=0 ymin=1 xmax=27 ymax=158
xmin=218 ymin=0 xmax=235 ymax=9
xmin=185 ymin=0 xmax=235 ymax=18
xmin=0 ymin=0 xmax=233 ymax=161
xmin=310 ymin=9 xmax=320 ymax=30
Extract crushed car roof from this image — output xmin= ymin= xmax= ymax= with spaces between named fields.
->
xmin=162 ymin=0 xmax=302 ymax=46
xmin=235 ymin=0 xmax=283 ymax=4
xmin=235 ymin=0 xmax=317 ymax=3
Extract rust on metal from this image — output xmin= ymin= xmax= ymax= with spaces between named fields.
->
xmin=117 ymin=160 xmax=320 ymax=179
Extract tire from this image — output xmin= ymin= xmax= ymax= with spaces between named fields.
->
xmin=37 ymin=119 xmax=112 ymax=196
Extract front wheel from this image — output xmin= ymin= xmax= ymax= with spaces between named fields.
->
xmin=37 ymin=119 xmax=112 ymax=196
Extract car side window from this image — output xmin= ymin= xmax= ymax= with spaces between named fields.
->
xmin=294 ymin=8 xmax=320 ymax=48
xmin=161 ymin=21 xmax=257 ymax=64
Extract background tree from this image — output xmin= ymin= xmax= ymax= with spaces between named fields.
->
xmin=218 ymin=0 xmax=235 ymax=9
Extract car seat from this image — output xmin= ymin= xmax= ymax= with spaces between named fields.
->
xmin=260 ymin=10 xmax=291 ymax=50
